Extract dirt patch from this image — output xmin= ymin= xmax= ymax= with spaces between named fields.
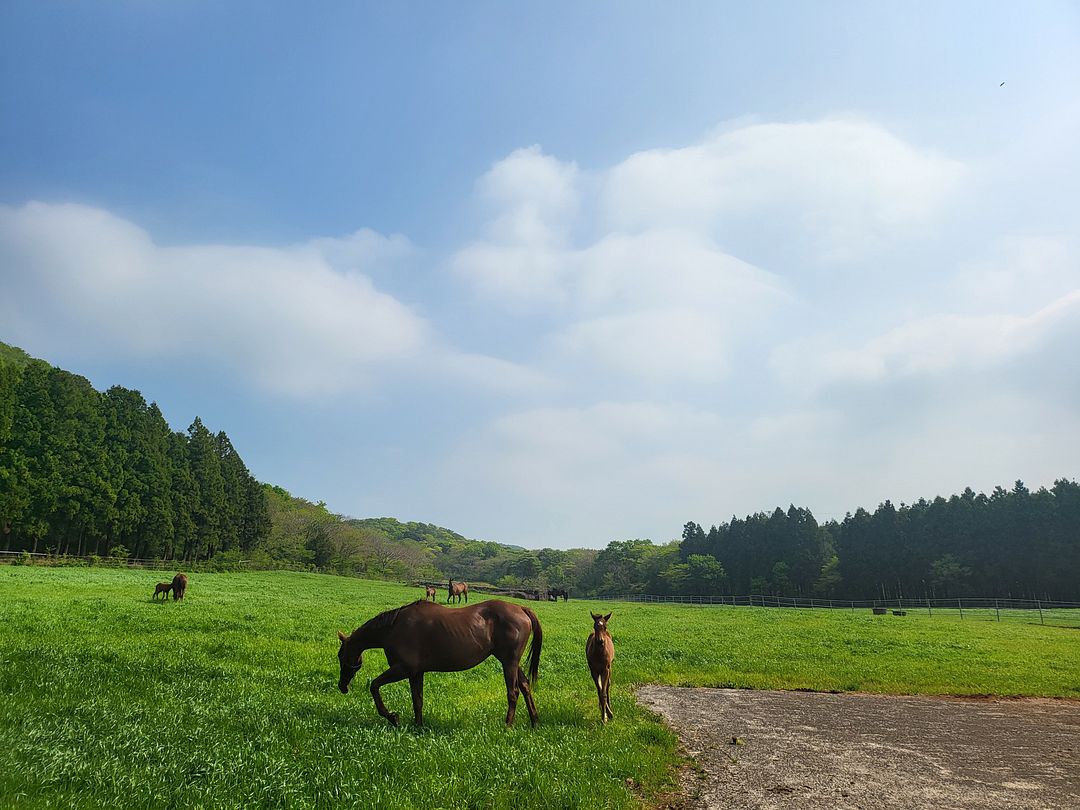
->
xmin=636 ymin=686 xmax=1080 ymax=810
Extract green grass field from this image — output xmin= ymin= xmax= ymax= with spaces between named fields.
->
xmin=2 ymin=567 xmax=1078 ymax=809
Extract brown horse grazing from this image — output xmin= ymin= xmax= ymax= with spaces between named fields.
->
xmin=424 ymin=585 xmax=437 ymax=602
xmin=446 ymin=578 xmax=468 ymax=604
xmin=337 ymin=599 xmax=541 ymax=728
xmin=152 ymin=582 xmax=172 ymax=601
xmin=586 ymin=612 xmax=614 ymax=723
xmin=171 ymin=572 xmax=188 ymax=601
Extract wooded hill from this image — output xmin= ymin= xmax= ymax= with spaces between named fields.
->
xmin=0 ymin=341 xmax=268 ymax=562
xmin=2 ymin=340 xmax=1078 ymax=600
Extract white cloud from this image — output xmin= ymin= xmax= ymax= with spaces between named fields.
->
xmin=950 ymin=236 xmax=1078 ymax=314
xmin=0 ymin=202 xmax=427 ymax=396
xmin=550 ymin=308 xmax=732 ymax=382
xmin=773 ymin=289 xmax=1080 ymax=390
xmin=602 ymin=118 xmax=966 ymax=261
xmin=476 ymin=144 xmax=580 ymax=247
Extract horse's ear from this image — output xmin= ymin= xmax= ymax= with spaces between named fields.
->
xmin=591 ymin=612 xmax=601 ymax=621
xmin=603 ymin=612 xmax=612 ymax=622
xmin=337 ymin=630 xmax=347 ymax=643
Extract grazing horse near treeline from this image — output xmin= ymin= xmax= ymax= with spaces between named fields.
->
xmin=171 ymin=572 xmax=188 ymax=601
xmin=152 ymin=582 xmax=172 ymax=601
xmin=447 ymin=578 xmax=468 ymax=604
xmin=586 ymin=612 xmax=614 ymax=723
xmin=424 ymin=585 xmax=437 ymax=602
xmin=337 ymin=599 xmax=542 ymax=727
xmin=548 ymin=588 xmax=569 ymax=602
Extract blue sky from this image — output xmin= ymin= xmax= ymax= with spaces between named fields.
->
xmin=2 ymin=2 xmax=1079 ymax=547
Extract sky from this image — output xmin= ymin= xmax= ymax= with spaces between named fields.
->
xmin=2 ymin=2 xmax=1079 ymax=549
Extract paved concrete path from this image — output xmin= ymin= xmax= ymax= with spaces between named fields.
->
xmin=636 ymin=686 xmax=1080 ymax=810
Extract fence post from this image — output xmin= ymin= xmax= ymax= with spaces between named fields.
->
xmin=927 ymin=597 xmax=932 ymax=616
xmin=995 ymin=599 xmax=1000 ymax=622
xmin=850 ymin=601 xmax=854 ymax=613
xmin=1037 ymin=599 xmax=1044 ymax=625
xmin=958 ymin=598 xmax=963 ymax=620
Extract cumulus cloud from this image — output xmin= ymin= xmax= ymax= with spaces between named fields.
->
xmin=476 ymin=144 xmax=580 ymax=246
xmin=452 ymin=139 xmax=798 ymax=385
xmin=602 ymin=118 xmax=966 ymax=261
xmin=0 ymin=202 xmax=458 ymax=397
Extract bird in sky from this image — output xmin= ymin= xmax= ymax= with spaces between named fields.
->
xmin=1000 ymin=81 xmax=1006 ymax=86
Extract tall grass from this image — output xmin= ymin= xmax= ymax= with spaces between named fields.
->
xmin=2 ymin=567 xmax=1077 ymax=809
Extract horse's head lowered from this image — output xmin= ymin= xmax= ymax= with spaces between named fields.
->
xmin=337 ymin=630 xmax=363 ymax=693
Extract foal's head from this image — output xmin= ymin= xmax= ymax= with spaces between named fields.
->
xmin=336 ymin=630 xmax=363 ymax=694
xmin=590 ymin=612 xmax=612 ymax=635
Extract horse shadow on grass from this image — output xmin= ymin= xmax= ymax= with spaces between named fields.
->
xmin=311 ymin=681 xmax=594 ymax=734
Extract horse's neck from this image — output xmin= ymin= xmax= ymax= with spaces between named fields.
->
xmin=352 ymin=625 xmax=385 ymax=651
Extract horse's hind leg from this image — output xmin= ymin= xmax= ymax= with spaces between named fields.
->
xmin=603 ymin=666 xmax=614 ymax=721
xmin=501 ymin=661 xmax=521 ymax=726
xmin=409 ymin=674 xmax=425 ymax=727
xmin=517 ymin=670 xmax=538 ymax=727
xmin=595 ymin=673 xmax=608 ymax=723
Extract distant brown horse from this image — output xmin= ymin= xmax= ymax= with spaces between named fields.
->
xmin=337 ymin=599 xmax=541 ymax=727
xmin=586 ymin=612 xmax=614 ymax=723
xmin=171 ymin=572 xmax=188 ymax=601
xmin=152 ymin=582 xmax=172 ymax=601
xmin=424 ymin=585 xmax=437 ymax=602
xmin=447 ymin=578 xmax=468 ymax=604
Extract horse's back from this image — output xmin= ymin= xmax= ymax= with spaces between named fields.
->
xmin=386 ymin=599 xmax=534 ymax=672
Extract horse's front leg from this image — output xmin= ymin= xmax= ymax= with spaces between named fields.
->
xmin=592 ymin=669 xmax=607 ymax=723
xmin=370 ymin=667 xmax=407 ymax=726
xmin=409 ymin=674 xmax=425 ymax=726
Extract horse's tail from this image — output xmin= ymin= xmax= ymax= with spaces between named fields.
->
xmin=522 ymin=607 xmax=542 ymax=685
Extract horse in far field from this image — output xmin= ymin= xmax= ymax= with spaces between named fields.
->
xmin=447 ymin=579 xmax=469 ymax=604
xmin=152 ymin=582 xmax=172 ymax=601
xmin=424 ymin=585 xmax=437 ymax=602
xmin=171 ymin=572 xmax=188 ymax=601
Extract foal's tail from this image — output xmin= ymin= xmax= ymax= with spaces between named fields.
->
xmin=522 ymin=606 xmax=542 ymax=684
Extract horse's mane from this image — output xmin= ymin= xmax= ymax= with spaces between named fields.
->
xmin=357 ymin=601 xmax=424 ymax=636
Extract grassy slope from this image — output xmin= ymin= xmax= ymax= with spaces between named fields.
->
xmin=1 ymin=567 xmax=1077 ymax=809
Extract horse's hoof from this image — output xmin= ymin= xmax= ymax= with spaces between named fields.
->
xmin=386 ymin=713 xmax=399 ymax=727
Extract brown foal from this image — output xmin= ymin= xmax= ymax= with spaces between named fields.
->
xmin=586 ymin=612 xmax=615 ymax=723
xmin=152 ymin=582 xmax=172 ymax=601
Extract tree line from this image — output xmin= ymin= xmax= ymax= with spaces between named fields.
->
xmin=3 ymin=341 xmax=1077 ymax=601
xmin=1 ymin=343 xmax=269 ymax=562
xmin=676 ymin=480 xmax=1080 ymax=601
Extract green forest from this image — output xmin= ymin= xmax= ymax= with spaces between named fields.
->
xmin=2 ymin=341 xmax=1078 ymax=601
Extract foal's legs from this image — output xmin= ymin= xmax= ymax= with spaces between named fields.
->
xmin=370 ymin=667 xmax=408 ymax=726
xmin=603 ymin=664 xmax=614 ymax=721
xmin=593 ymin=670 xmax=608 ymax=723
